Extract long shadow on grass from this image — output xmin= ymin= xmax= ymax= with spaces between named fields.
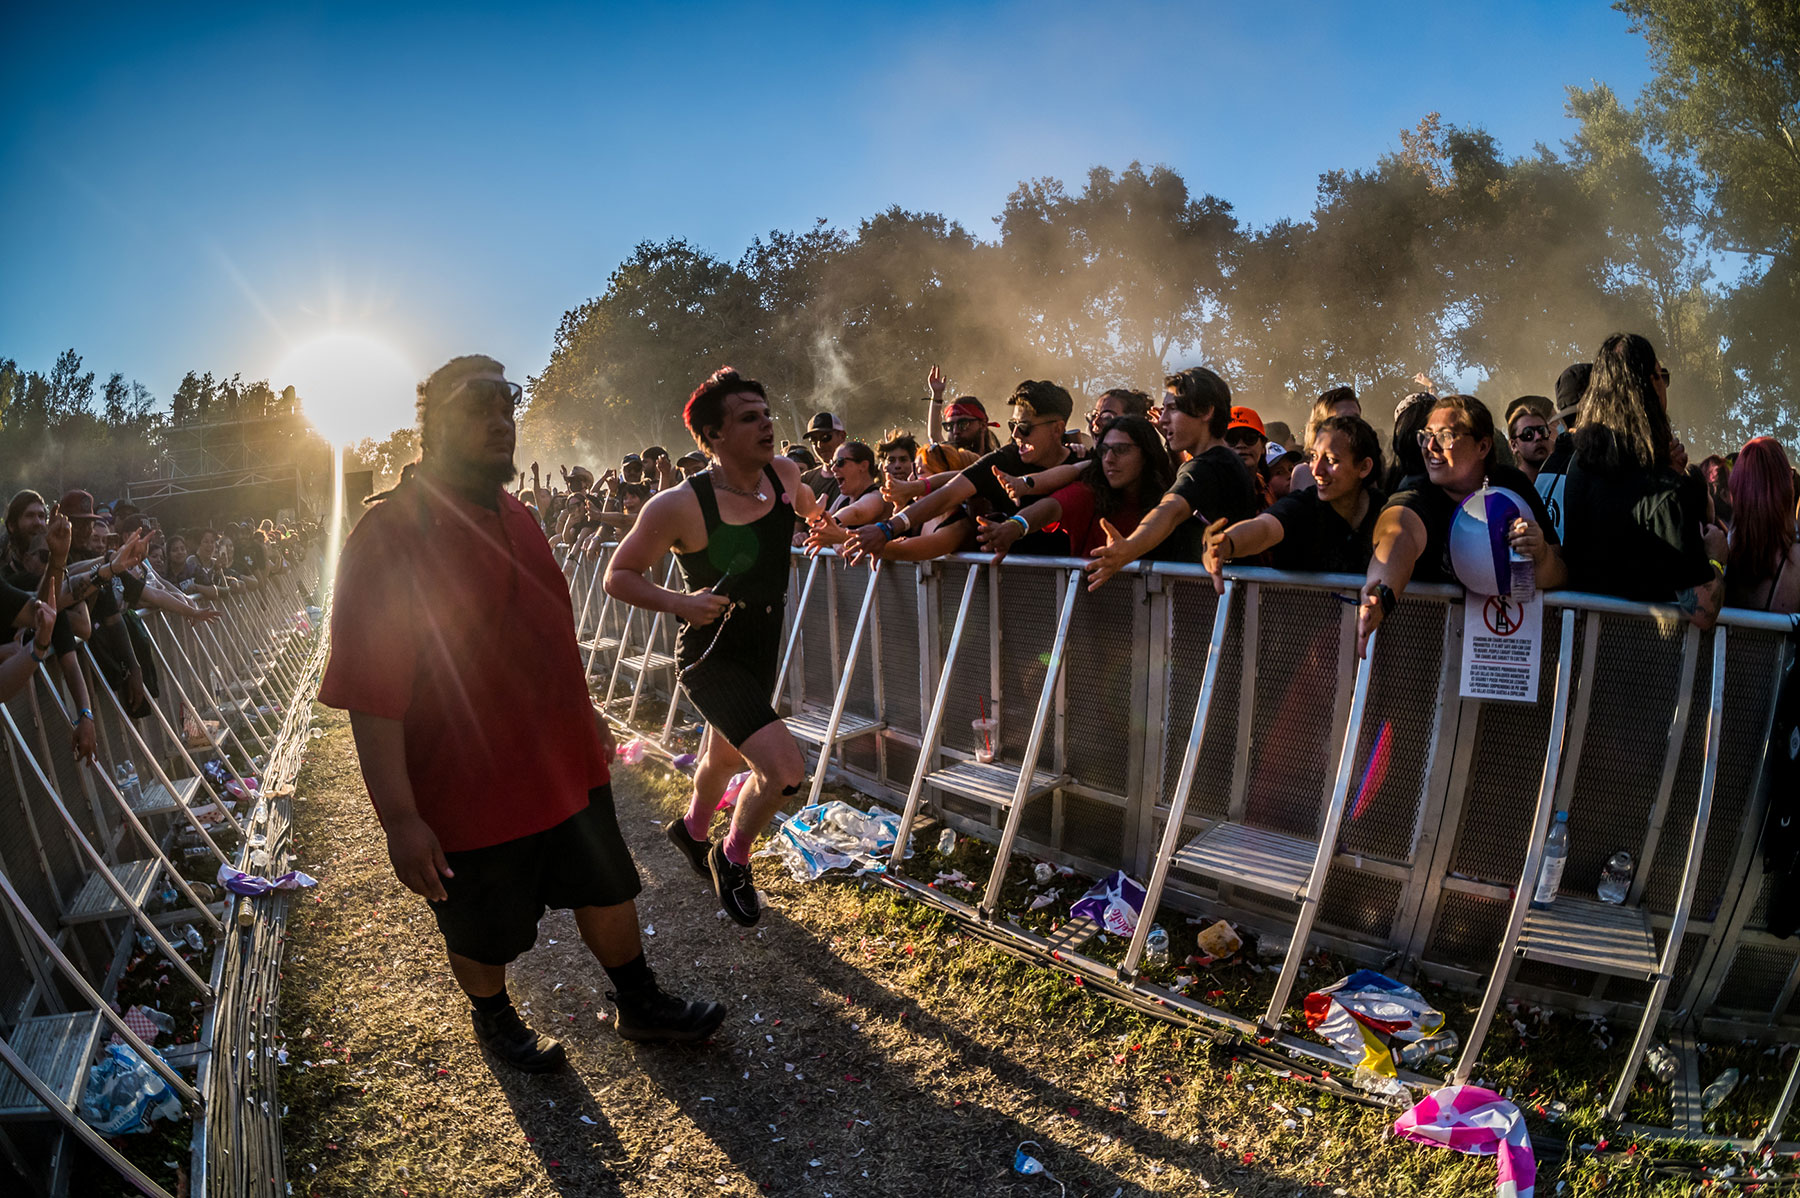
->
xmin=622 ymin=902 xmax=1294 ymax=1198
xmin=483 ymin=1054 xmax=632 ymax=1197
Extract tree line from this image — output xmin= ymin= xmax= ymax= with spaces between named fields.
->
xmin=522 ymin=0 xmax=1797 ymax=468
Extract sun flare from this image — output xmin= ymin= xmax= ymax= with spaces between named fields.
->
xmin=275 ymin=332 xmax=418 ymax=446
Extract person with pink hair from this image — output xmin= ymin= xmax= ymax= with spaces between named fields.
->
xmin=1726 ymin=437 xmax=1800 ymax=614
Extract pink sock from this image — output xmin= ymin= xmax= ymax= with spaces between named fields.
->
xmin=722 ymin=823 xmax=754 ymax=865
xmin=683 ymin=798 xmax=710 ymax=842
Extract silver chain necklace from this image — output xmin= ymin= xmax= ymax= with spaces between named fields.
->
xmin=708 ymin=467 xmax=767 ymax=502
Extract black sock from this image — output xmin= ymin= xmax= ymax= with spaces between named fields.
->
xmin=604 ymin=952 xmax=653 ymax=993
xmin=469 ymin=987 xmax=511 ymax=1014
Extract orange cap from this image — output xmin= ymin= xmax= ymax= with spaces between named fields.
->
xmin=1226 ymin=406 xmax=1265 ymax=436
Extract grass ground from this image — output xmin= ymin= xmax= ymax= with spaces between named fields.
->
xmin=276 ymin=704 xmax=1785 ymax=1196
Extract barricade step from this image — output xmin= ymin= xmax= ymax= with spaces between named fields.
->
xmin=616 ymin=650 xmax=676 ymax=673
xmin=1172 ymin=822 xmax=1315 ymax=902
xmin=925 ymin=760 xmax=1065 ymax=808
xmin=0 ymin=1012 xmax=103 ymax=1119
xmin=61 ymin=859 xmax=161 ymax=926
xmin=578 ymin=636 xmax=621 ymax=655
xmin=129 ymin=775 xmax=202 ymax=817
xmin=787 ymin=706 xmax=884 ymax=745
xmin=1045 ymin=916 xmax=1101 ymax=954
xmin=1518 ymin=896 xmax=1660 ymax=979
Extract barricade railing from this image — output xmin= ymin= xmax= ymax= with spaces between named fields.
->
xmin=584 ymin=543 xmax=1799 ymax=1138
xmin=0 ymin=553 xmax=327 ymax=1196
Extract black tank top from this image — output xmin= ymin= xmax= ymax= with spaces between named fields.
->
xmin=674 ymin=465 xmax=794 ymax=608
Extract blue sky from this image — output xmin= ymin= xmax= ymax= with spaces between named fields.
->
xmin=2 ymin=1 xmax=1654 ymax=416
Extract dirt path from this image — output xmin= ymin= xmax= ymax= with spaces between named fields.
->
xmin=278 ymin=704 xmax=1512 ymax=1197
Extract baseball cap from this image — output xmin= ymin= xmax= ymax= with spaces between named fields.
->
xmin=1394 ymin=391 xmax=1435 ymax=425
xmin=785 ymin=445 xmax=820 ymax=469
xmin=642 ymin=445 xmax=668 ymax=460
xmin=621 ymin=453 xmax=642 ymax=465
xmin=805 ymin=412 xmax=846 ymax=440
xmin=1226 ymin=406 xmax=1265 ymax=436
xmin=676 ymin=450 xmax=707 ymax=468
xmin=59 ymin=490 xmax=100 ymax=523
xmin=943 ymin=399 xmax=998 ymax=427
xmin=1554 ymin=363 xmax=1591 ymax=421
xmin=567 ymin=465 xmax=594 ymax=484
xmin=1265 ymin=442 xmax=1303 ymax=467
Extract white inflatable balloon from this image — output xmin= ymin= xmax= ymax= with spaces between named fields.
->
xmin=1449 ymin=486 xmax=1534 ymax=596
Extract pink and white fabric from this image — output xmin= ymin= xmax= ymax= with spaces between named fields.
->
xmin=1392 ymin=1085 xmax=1535 ymax=1198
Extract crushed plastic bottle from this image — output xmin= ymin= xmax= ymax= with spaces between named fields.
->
xmin=1033 ymin=861 xmax=1055 ymax=885
xmin=1531 ymin=812 xmax=1569 ymax=908
xmin=177 ymin=924 xmax=205 ymax=953
xmin=937 ymin=828 xmax=957 ymax=855
xmin=1144 ymin=924 xmax=1170 ymax=965
xmin=1597 ymin=850 xmax=1634 ymax=904
xmin=1645 ymin=1042 xmax=1680 ymax=1084
xmin=1398 ymin=1029 xmax=1461 ymax=1067
xmin=1702 ymin=1067 xmax=1740 ymax=1111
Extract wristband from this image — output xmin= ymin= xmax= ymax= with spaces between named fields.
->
xmin=78 ymin=708 xmax=92 ymax=722
xmin=891 ymin=511 xmax=912 ymax=534
xmin=1007 ymin=514 xmax=1030 ymax=534
xmin=921 ymin=476 xmax=933 ymax=495
xmin=1024 ymin=475 xmax=1035 ymax=491
xmin=1709 ymin=558 xmax=1726 ymax=578
xmin=30 ymin=642 xmax=52 ymax=664
xmin=1375 ymin=582 xmax=1398 ymax=619
xmin=874 ymin=520 xmax=895 ymax=541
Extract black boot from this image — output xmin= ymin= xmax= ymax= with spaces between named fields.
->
xmin=472 ymin=1005 xmax=567 ymax=1073
xmin=708 ymin=842 xmax=761 ymax=927
xmin=611 ymin=977 xmax=727 ymax=1043
xmin=665 ymin=816 xmax=712 ymax=877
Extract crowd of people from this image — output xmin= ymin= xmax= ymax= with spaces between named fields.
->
xmin=0 ymin=487 xmax=317 ymax=718
xmin=545 ymin=331 xmax=1798 ymax=642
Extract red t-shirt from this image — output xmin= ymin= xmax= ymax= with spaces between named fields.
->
xmin=317 ymin=478 xmax=609 ymax=851
xmin=1049 ymin=481 xmax=1143 ymax=558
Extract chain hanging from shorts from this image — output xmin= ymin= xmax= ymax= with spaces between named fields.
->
xmin=679 ymin=569 xmax=743 ymax=677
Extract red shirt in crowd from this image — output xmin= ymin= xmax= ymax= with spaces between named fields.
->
xmin=317 ymin=478 xmax=609 ymax=852
xmin=1048 ymin=481 xmax=1144 ymax=558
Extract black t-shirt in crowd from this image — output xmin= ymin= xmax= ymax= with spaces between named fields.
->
xmin=1386 ymin=464 xmax=1558 ymax=586
xmin=1266 ymin=487 xmax=1386 ymax=574
xmin=1561 ymin=459 xmax=1713 ymax=602
xmin=1163 ymin=444 xmax=1258 ymax=561
xmin=959 ymin=444 xmax=1079 ymax=556
xmin=1 ymin=573 xmax=80 ymax=657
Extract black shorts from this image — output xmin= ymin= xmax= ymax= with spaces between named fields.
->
xmin=679 ymin=603 xmax=785 ymax=749
xmin=428 ymin=787 xmax=642 ymax=966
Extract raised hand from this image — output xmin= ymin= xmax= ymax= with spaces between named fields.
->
xmin=927 ymin=364 xmax=946 ymax=398
xmin=1199 ymin=517 xmax=1231 ymax=594
xmin=990 ymin=465 xmax=1032 ymax=503
xmin=1082 ymin=519 xmax=1131 ymax=592
xmin=975 ymin=514 xmax=1024 ymax=564
xmin=113 ymin=529 xmax=150 ymax=574
xmin=1411 ymin=372 xmax=1436 ymax=394
xmin=45 ymin=503 xmax=71 ymax=565
xmin=882 ymin=476 xmax=930 ymax=507
xmin=805 ymin=512 xmax=849 ymax=555
xmin=845 ymin=522 xmax=891 ymax=565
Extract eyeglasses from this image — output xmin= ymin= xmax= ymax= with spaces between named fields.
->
xmin=1655 ymin=367 xmax=1671 ymax=384
xmin=1512 ymin=425 xmax=1552 ymax=443
xmin=1224 ymin=430 xmax=1263 ymax=448
xmin=446 ymin=377 xmax=522 ymax=409
xmin=1417 ymin=427 xmax=1470 ymax=452
xmin=1095 ymin=442 xmax=1137 ymax=459
xmin=830 ymin=457 xmax=858 ymax=469
xmin=1086 ymin=408 xmax=1116 ymax=428
xmin=1007 ymin=418 xmax=1058 ymax=437
xmin=945 ymin=417 xmax=982 ymax=432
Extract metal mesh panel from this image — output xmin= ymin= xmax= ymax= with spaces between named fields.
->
xmin=0 ymin=723 xmax=82 ymax=937
xmin=1062 ymin=578 xmax=1138 ymax=796
xmin=1447 ymin=609 xmax=1575 ymax=884
xmin=876 ymin=564 xmax=923 ymax=737
xmin=1019 ymin=792 xmax=1055 ymax=842
xmin=939 ymin=563 xmax=991 ymax=755
xmin=843 ymin=733 xmax=879 ymax=778
xmin=1644 ymin=628 xmax=1784 ymax=920
xmin=1340 ymin=599 xmax=1450 ymax=863
xmin=1564 ymin=617 xmax=1687 ymax=906
xmin=1424 ymin=889 xmax=1510 ymax=970
xmin=838 ymin=565 xmax=880 ymax=723
xmin=1717 ymin=944 xmax=1796 ymax=1016
xmin=1242 ymin=588 xmax=1345 ymax=836
xmin=799 ymin=560 xmax=836 ymax=708
xmin=1318 ymin=870 xmax=1402 ymax=941
xmin=1161 ymin=580 xmax=1236 ymax=819
xmin=996 ymin=570 xmax=1058 ymax=761
xmin=884 ymin=737 xmax=919 ymax=793
xmin=1063 ymin=793 xmax=1126 ymax=866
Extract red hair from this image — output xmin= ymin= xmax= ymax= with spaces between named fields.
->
xmin=1728 ymin=437 xmax=1797 ymax=584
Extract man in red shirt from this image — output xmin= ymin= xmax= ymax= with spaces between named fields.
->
xmin=319 ymin=354 xmax=724 ymax=1073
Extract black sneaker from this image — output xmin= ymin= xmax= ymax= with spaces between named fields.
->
xmin=665 ymin=816 xmax=711 ymax=877
xmin=708 ymin=842 xmax=761 ymax=927
xmin=610 ymin=979 xmax=727 ymax=1043
xmin=471 ymin=1005 xmax=567 ymax=1073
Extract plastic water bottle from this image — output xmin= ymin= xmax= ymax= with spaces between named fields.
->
xmin=1532 ymin=812 xmax=1570 ymax=908
xmin=936 ymin=828 xmax=956 ymax=855
xmin=1702 ymin=1067 xmax=1740 ymax=1111
xmin=1598 ymin=850 xmax=1635 ymax=904
xmin=1144 ymin=925 xmax=1170 ymax=965
xmin=1645 ymin=1042 xmax=1680 ymax=1084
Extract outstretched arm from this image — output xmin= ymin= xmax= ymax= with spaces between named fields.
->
xmin=1083 ymin=491 xmax=1195 ymax=590
xmin=1202 ymin=513 xmax=1285 ymax=594
xmin=1357 ymin=505 xmax=1426 ymax=658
